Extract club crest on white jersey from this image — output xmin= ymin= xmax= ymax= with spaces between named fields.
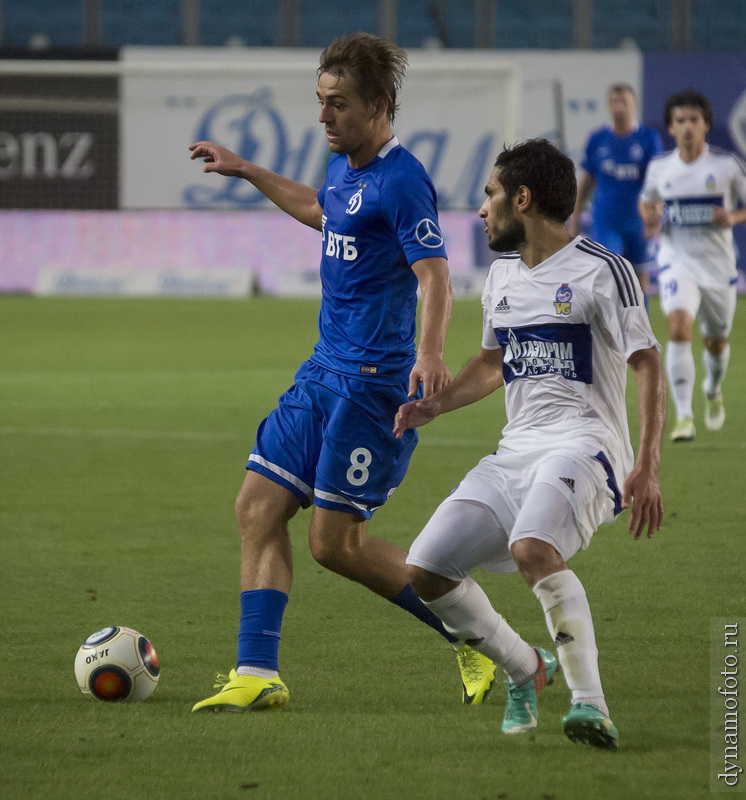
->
xmin=554 ymin=284 xmax=573 ymax=315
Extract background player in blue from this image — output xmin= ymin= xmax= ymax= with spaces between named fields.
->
xmin=569 ymin=83 xmax=663 ymax=298
xmin=188 ymin=32 xmax=496 ymax=712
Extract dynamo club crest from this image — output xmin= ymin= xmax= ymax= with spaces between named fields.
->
xmin=554 ymin=283 xmax=573 ymax=316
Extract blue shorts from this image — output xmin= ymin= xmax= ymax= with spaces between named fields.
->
xmin=591 ymin=223 xmax=654 ymax=273
xmin=247 ymin=361 xmax=418 ymax=519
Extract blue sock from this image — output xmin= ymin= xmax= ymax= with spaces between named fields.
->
xmin=237 ymin=589 xmax=288 ymax=670
xmin=388 ymin=585 xmax=458 ymax=644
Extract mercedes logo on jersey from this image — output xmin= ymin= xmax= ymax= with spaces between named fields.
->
xmin=415 ymin=218 xmax=445 ymax=248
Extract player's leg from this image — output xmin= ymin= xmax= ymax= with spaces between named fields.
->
xmin=309 ymin=378 xmax=496 ymax=703
xmin=699 ymin=282 xmax=736 ymax=431
xmin=659 ymin=267 xmax=700 ymax=441
xmin=308 ymin=505 xmax=461 ymax=638
xmin=308 ymin=503 xmax=497 ymax=703
xmin=405 ymin=487 xmax=548 ymax=715
xmin=192 ymin=473 xmax=301 ymax=712
xmin=193 ymin=373 xmax=321 ymax=712
xmin=666 ymin=309 xmax=697 ymax=439
xmin=510 ymin=460 xmax=618 ymax=749
xmin=308 ymin=504 xmax=408 ymax=595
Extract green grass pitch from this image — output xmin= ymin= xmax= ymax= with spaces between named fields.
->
xmin=1 ymin=295 xmax=744 ymax=799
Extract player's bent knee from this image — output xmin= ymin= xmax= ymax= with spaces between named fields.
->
xmin=307 ymin=531 xmax=357 ymax=575
xmin=704 ymin=336 xmax=728 ymax=356
xmin=406 ymin=563 xmax=458 ymax=602
xmin=510 ymin=538 xmax=566 ymax=586
xmin=235 ymin=481 xmax=301 ymax=540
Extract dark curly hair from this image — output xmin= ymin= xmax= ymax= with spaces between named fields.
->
xmin=494 ymin=139 xmax=577 ymax=224
xmin=664 ymin=89 xmax=713 ymax=127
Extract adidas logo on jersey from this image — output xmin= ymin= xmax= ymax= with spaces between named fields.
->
xmin=554 ymin=630 xmax=575 ymax=647
xmin=559 ymin=477 xmax=576 ymax=492
xmin=494 ymin=296 xmax=510 ymax=312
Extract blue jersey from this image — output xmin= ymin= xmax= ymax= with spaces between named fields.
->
xmin=582 ymin=125 xmax=663 ymax=230
xmin=312 ymin=137 xmax=447 ymax=384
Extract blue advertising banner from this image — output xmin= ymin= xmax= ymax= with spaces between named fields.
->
xmin=643 ymin=54 xmax=746 ymax=276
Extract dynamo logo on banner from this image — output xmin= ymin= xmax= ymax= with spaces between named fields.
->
xmin=182 ymin=86 xmax=495 ymax=210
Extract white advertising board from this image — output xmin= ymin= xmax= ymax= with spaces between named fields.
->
xmin=120 ymin=47 xmax=520 ymax=211
xmin=120 ymin=47 xmax=640 ymax=212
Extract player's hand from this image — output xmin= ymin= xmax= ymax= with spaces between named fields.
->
xmin=408 ymin=354 xmax=451 ymax=400
xmin=621 ymin=466 xmax=663 ymax=540
xmin=711 ymin=207 xmax=736 ymax=228
xmin=188 ymin=141 xmax=246 ymax=178
xmin=393 ymin=397 xmax=441 ymax=439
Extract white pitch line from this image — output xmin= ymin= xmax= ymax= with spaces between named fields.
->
xmin=0 ymin=425 xmax=237 ymax=442
xmin=2 ymin=426 xmax=741 ymax=450
xmin=0 ymin=425 xmax=491 ymax=448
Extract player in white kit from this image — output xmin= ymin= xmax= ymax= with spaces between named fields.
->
xmin=395 ymin=139 xmax=666 ymax=749
xmin=639 ymin=89 xmax=746 ymax=441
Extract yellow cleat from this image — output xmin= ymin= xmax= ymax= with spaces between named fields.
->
xmin=455 ymin=644 xmax=496 ymax=705
xmin=670 ymin=417 xmax=695 ymax=442
xmin=192 ymin=669 xmax=289 ymax=713
xmin=704 ymin=390 xmax=725 ymax=431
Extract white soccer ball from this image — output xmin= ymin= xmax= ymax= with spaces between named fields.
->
xmin=74 ymin=626 xmax=160 ymax=702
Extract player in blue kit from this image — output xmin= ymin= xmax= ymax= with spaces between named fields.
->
xmin=570 ymin=84 xmax=663 ymax=297
xmin=188 ymin=32 xmax=496 ymax=712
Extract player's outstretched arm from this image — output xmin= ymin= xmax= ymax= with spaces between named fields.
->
xmin=623 ymin=346 xmax=666 ymax=539
xmin=394 ymin=347 xmax=504 ymax=439
xmin=711 ymin=206 xmax=746 ymax=228
xmin=409 ymin=257 xmax=454 ymax=399
xmin=188 ymin=141 xmax=323 ymax=230
xmin=568 ymin=170 xmax=595 ymax=237
xmin=638 ymin=198 xmax=663 ymax=240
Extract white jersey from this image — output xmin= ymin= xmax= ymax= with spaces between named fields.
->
xmin=640 ymin=144 xmax=746 ymax=287
xmin=481 ymin=236 xmax=659 ymax=482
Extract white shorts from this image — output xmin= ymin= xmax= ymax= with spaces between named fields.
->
xmin=406 ymin=447 xmax=619 ymax=581
xmin=658 ymin=266 xmax=737 ymax=339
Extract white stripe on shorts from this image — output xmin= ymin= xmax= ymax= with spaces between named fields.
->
xmin=248 ymin=454 xmax=313 ymax=499
xmin=314 ymin=489 xmax=376 ymax=513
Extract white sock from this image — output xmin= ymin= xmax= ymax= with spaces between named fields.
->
xmin=703 ymin=345 xmax=730 ymax=397
xmin=426 ymin=576 xmax=537 ymax=684
xmin=236 ymin=666 xmax=279 ymax=679
xmin=533 ymin=570 xmax=607 ymax=714
xmin=666 ymin=341 xmax=695 ymax=420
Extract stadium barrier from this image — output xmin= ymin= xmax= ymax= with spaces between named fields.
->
xmin=3 ymin=48 xmax=745 ymax=295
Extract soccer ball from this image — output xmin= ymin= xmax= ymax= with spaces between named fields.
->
xmin=74 ymin=626 xmax=160 ymax=702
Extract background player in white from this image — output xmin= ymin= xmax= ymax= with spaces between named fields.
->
xmin=187 ymin=32 xmax=496 ymax=713
xmin=640 ymin=89 xmax=746 ymax=442
xmin=395 ymin=139 xmax=665 ymax=749
xmin=569 ymin=83 xmax=663 ymax=299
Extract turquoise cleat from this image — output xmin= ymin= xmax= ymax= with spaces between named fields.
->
xmin=562 ymin=702 xmax=619 ymax=749
xmin=501 ymin=647 xmax=558 ymax=735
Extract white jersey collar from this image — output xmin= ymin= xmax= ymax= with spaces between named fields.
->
xmin=378 ymin=136 xmax=400 ymax=159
